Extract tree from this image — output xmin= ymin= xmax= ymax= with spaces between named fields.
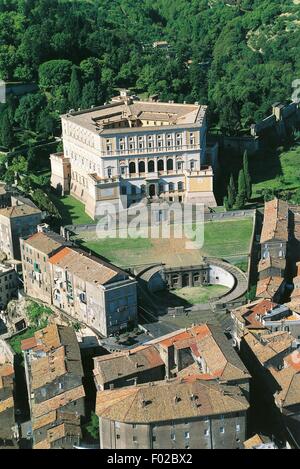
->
xmin=235 ymin=169 xmax=247 ymax=209
xmin=243 ymin=150 xmax=252 ymax=200
xmin=15 ymin=93 xmax=47 ymax=131
xmin=39 ymin=60 xmax=73 ymax=89
xmin=223 ymin=195 xmax=229 ymax=211
xmin=81 ymin=81 xmax=98 ymax=109
xmin=1 ymin=110 xmax=14 ymax=150
xmin=86 ymin=412 xmax=99 ymax=440
xmin=227 ymin=174 xmax=236 ymax=208
xmin=68 ymin=66 xmax=81 ymax=110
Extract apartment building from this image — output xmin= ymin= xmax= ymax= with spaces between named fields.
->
xmin=231 ymin=299 xmax=300 ymax=349
xmin=21 ymin=324 xmax=85 ymax=449
xmin=0 ymin=263 xmax=18 ymax=310
xmin=94 ymin=324 xmax=251 ymax=449
xmin=21 ymin=231 xmax=138 ymax=337
xmin=0 ymin=203 xmax=42 ymax=260
xmin=0 ymin=340 xmax=16 ymax=448
xmin=48 ymin=246 xmax=137 ymax=336
xmin=50 ymin=91 xmax=216 ymax=219
xmin=20 ymin=230 xmax=67 ymax=304
xmin=237 ymin=327 xmax=300 ymax=447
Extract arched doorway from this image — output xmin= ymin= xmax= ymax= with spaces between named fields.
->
xmin=167 ymin=158 xmax=174 ymax=171
xmin=157 ymin=159 xmax=164 ymax=171
xmin=148 ymin=160 xmax=155 ymax=172
xmin=149 ymin=184 xmax=156 ymax=197
xmin=182 ymin=273 xmax=190 ymax=287
xmin=129 ymin=162 xmax=136 ymax=174
xmin=138 ymin=161 xmax=145 ymax=173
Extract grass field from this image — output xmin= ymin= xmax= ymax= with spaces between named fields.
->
xmin=79 ymin=217 xmax=253 ymax=268
xmin=251 ymin=143 xmax=300 ymax=197
xmin=50 ymin=194 xmax=93 ymax=225
xmin=155 ymin=285 xmax=229 ymax=306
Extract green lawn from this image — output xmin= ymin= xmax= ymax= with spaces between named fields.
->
xmin=50 ymin=194 xmax=93 ymax=225
xmin=251 ymin=144 xmax=300 ymax=197
xmin=200 ymin=218 xmax=253 ymax=258
xmin=159 ymin=284 xmax=229 ymax=306
xmin=81 ymin=217 xmax=253 ymax=267
xmin=82 ymin=237 xmax=153 ymax=265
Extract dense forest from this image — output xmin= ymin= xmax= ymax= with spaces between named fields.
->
xmin=0 ymin=0 xmax=298 ymax=136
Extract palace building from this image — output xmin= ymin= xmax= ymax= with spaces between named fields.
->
xmin=50 ymin=91 xmax=216 ymax=219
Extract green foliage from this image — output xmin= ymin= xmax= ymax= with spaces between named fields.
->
xmin=26 ymin=301 xmax=53 ymax=328
xmin=235 ymin=169 xmax=247 ymax=209
xmin=31 ymin=188 xmax=61 ymax=219
xmin=14 ymin=92 xmax=47 ymax=131
xmin=39 ymin=59 xmax=73 ymax=89
xmin=227 ymin=174 xmax=236 ymax=209
xmin=68 ymin=66 xmax=81 ymax=110
xmin=0 ymin=0 xmax=297 ymax=134
xmin=85 ymin=412 xmax=99 ymax=440
xmin=1 ymin=109 xmax=14 ymax=150
xmin=243 ymin=151 xmax=252 ymax=200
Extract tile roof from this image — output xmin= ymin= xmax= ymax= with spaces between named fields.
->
xmin=63 ymin=99 xmax=206 ymax=134
xmin=32 ymin=411 xmax=57 ymax=431
xmin=231 ymin=299 xmax=277 ymax=329
xmin=23 ymin=231 xmax=65 ymax=255
xmin=96 ymin=379 xmax=249 ymax=424
xmin=258 ymin=257 xmax=286 ymax=273
xmin=256 ymin=276 xmax=284 ymax=299
xmin=94 ymin=324 xmax=250 ymax=387
xmin=260 ymin=198 xmax=289 ymax=244
xmin=0 ymin=203 xmax=41 ymax=218
xmin=0 ymin=396 xmax=14 ymax=413
xmin=31 ymin=346 xmax=67 ymax=390
xmin=49 ymin=246 xmax=124 ymax=285
xmin=94 ymin=345 xmax=164 ymax=385
xmin=243 ymin=331 xmax=293 ymax=365
xmin=32 ymin=385 xmax=85 ymax=419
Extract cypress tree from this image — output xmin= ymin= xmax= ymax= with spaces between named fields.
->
xmin=1 ymin=110 xmax=14 ymax=150
xmin=243 ymin=150 xmax=252 ymax=200
xmin=223 ymin=195 xmax=229 ymax=211
xmin=227 ymin=174 xmax=236 ymax=208
xmin=81 ymin=81 xmax=98 ymax=109
xmin=68 ymin=66 xmax=81 ymax=110
xmin=235 ymin=169 xmax=247 ymax=209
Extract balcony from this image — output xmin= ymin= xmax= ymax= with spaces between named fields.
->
xmin=103 ymin=144 xmax=201 ymax=157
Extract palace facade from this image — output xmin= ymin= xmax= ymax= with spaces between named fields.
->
xmin=50 ymin=91 xmax=216 ymax=219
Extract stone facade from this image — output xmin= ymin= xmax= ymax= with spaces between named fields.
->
xmin=51 ymin=92 xmax=216 ymax=219
xmin=21 ymin=231 xmax=138 ymax=337
xmin=95 ymin=324 xmax=250 ymax=449
xmin=0 ymin=204 xmax=42 ymax=260
xmin=0 ymin=264 xmax=18 ymax=310
xmin=21 ymin=324 xmax=85 ymax=449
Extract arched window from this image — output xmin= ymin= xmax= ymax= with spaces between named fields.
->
xmin=129 ymin=162 xmax=136 ymax=174
xmin=157 ymin=159 xmax=164 ymax=171
xmin=169 ymin=182 xmax=174 ymax=192
xmin=167 ymin=159 xmax=174 ymax=171
xmin=178 ymin=181 xmax=183 ymax=191
xmin=159 ymin=183 xmax=165 ymax=194
xmin=148 ymin=160 xmax=155 ymax=172
xmin=138 ymin=161 xmax=145 ymax=173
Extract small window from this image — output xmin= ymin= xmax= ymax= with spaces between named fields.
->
xmin=133 ymin=436 xmax=137 ymax=442
xmin=204 ymin=429 xmax=209 ymax=436
xmin=171 ymin=433 xmax=176 ymax=441
xmin=220 ymin=427 xmax=225 ymax=434
xmin=116 ymin=434 xmax=120 ymax=439
xmin=184 ymin=431 xmax=190 ymax=439
xmin=152 ymin=435 xmax=156 ymax=442
xmin=236 ymin=424 xmax=240 ymax=432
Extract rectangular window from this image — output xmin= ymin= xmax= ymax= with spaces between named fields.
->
xmin=184 ymin=432 xmax=190 ymax=439
xmin=204 ymin=429 xmax=209 ymax=436
xmin=133 ymin=436 xmax=137 ymax=442
xmin=220 ymin=427 xmax=225 ymax=434
xmin=236 ymin=424 xmax=240 ymax=432
xmin=171 ymin=433 xmax=176 ymax=441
